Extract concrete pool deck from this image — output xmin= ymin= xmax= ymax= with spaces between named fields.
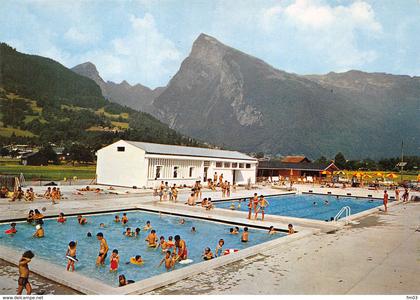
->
xmin=0 ymin=184 xmax=419 ymax=294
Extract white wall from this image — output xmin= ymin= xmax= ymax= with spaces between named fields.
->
xmin=96 ymin=141 xmax=147 ymax=188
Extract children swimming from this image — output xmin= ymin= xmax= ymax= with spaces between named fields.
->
xmin=57 ymin=212 xmax=66 ymax=223
xmin=202 ymin=247 xmax=214 ymax=260
xmin=33 ymin=209 xmax=44 ymax=220
xmin=5 ymin=223 xmax=17 ymax=234
xmin=129 ymin=255 xmax=143 ymax=265
xmin=179 ymin=218 xmax=185 ymax=225
xmin=241 ymin=227 xmax=249 ymax=242
xmin=175 ymin=235 xmax=188 ymax=261
xmin=146 ymin=230 xmax=158 ymax=247
xmin=33 ymin=224 xmax=44 ymax=238
xmin=110 ymin=249 xmax=119 ymax=272
xmin=191 ymin=226 xmax=196 ymax=233
xmin=100 ymin=223 xmax=106 ymax=228
xmin=230 ymin=227 xmax=239 ymax=235
xmin=121 ymin=213 xmax=128 ymax=225
xmin=166 ymin=236 xmax=175 ymax=249
xmin=77 ymin=215 xmax=87 ymax=225
xmin=66 ymin=241 xmax=78 ymax=271
xmin=114 ymin=215 xmax=120 ymax=223
xmin=288 ymin=224 xmax=295 ymax=235
xmin=215 ymin=239 xmax=224 ymax=257
xmin=143 ymin=221 xmax=152 ymax=231
xmin=118 ymin=274 xmax=135 ymax=287
xmin=135 ymin=228 xmax=141 ymax=237
xmin=268 ymin=226 xmax=277 ymax=235
xmin=158 ymin=236 xmax=167 ymax=251
xmin=124 ymin=227 xmax=133 ymax=237
xmin=159 ymin=250 xmax=174 ymax=271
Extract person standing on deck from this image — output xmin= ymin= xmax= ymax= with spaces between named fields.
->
xmin=395 ymin=188 xmax=400 ymax=201
xmin=383 ymin=190 xmax=389 ymax=212
xmin=213 ymin=172 xmax=218 ymax=186
xmin=17 ymin=251 xmax=34 ymax=295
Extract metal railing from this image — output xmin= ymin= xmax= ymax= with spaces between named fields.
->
xmin=334 ymin=206 xmax=351 ymax=223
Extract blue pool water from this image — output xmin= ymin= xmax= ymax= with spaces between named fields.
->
xmin=0 ymin=211 xmax=281 ymax=287
xmin=216 ymin=194 xmax=383 ymax=221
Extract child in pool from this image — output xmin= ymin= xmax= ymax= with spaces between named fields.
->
xmin=121 ymin=213 xmax=128 ymax=225
xmin=166 ymin=236 xmax=175 ymax=249
xmin=134 ymin=228 xmax=141 ymax=237
xmin=171 ymin=252 xmax=178 ymax=266
xmin=124 ymin=227 xmax=133 ymax=236
xmin=179 ymin=218 xmax=185 ymax=225
xmin=114 ymin=215 xmax=120 ymax=223
xmin=77 ymin=215 xmax=87 ymax=225
xmin=57 ymin=213 xmax=66 ymax=223
xmin=66 ymin=241 xmax=78 ymax=271
xmin=202 ymin=247 xmax=214 ymax=260
xmin=215 ymin=239 xmax=224 ymax=257
xmin=100 ymin=223 xmax=106 ymax=228
xmin=128 ymin=255 xmax=143 ymax=265
xmin=33 ymin=224 xmax=44 ymax=238
xmin=268 ymin=226 xmax=276 ymax=235
xmin=158 ymin=236 xmax=167 ymax=251
xmin=288 ymin=224 xmax=295 ymax=235
xmin=241 ymin=227 xmax=249 ymax=242
xmin=5 ymin=223 xmax=17 ymax=234
xmin=143 ymin=221 xmax=152 ymax=231
xmin=27 ymin=210 xmax=34 ymax=224
xmin=191 ymin=227 xmax=196 ymax=233
xmin=145 ymin=230 xmax=158 ymax=247
xmin=159 ymin=250 xmax=174 ymax=271
xmin=34 ymin=209 xmax=44 ymax=220
xmin=229 ymin=203 xmax=236 ymax=210
xmin=110 ymin=249 xmax=119 ymax=272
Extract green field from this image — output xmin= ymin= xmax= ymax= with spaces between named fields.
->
xmin=0 ymin=164 xmax=96 ymax=181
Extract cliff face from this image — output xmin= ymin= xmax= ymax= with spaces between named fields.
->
xmin=152 ymin=34 xmax=420 ymax=158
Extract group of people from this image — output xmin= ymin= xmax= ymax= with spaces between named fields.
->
xmin=383 ymin=187 xmax=410 ymax=212
xmin=155 ymin=181 xmax=179 ymax=202
xmin=0 ymin=185 xmax=62 ymax=204
xmin=245 ymin=193 xmax=270 ymax=221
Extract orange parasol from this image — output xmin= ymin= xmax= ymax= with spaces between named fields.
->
xmin=375 ymin=172 xmax=384 ymax=177
xmin=353 ymin=172 xmax=363 ymax=177
xmin=363 ymin=174 xmax=372 ymax=178
xmin=386 ymin=173 xmax=398 ymax=179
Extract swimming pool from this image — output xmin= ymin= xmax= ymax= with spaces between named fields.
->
xmin=215 ymin=194 xmax=383 ymax=221
xmin=0 ymin=210 xmax=281 ymax=287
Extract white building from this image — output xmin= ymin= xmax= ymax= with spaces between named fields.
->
xmin=96 ymin=140 xmax=258 ymax=188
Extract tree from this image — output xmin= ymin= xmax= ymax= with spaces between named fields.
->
xmin=0 ymin=147 xmax=9 ymax=157
xmin=315 ymin=156 xmax=328 ymax=164
xmin=37 ymin=145 xmax=59 ymax=165
xmin=68 ymin=144 xmax=94 ymax=164
xmin=334 ymin=152 xmax=347 ymax=169
xmin=255 ymin=152 xmax=265 ymax=159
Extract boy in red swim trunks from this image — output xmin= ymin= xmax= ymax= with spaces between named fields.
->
xmin=174 ymin=235 xmax=188 ymax=260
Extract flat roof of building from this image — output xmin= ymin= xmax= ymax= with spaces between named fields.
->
xmin=123 ymin=140 xmax=257 ymax=161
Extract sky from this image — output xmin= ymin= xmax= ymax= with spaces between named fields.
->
xmin=1 ymin=0 xmax=419 ymax=88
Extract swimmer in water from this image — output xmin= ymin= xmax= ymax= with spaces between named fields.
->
xmin=215 ymin=239 xmax=224 ymax=257
xmin=241 ymin=227 xmax=249 ymax=242
xmin=143 ymin=221 xmax=152 ymax=231
xmin=66 ymin=241 xmax=78 ymax=271
xmin=145 ymin=230 xmax=158 ymax=247
xmin=114 ymin=215 xmax=120 ymax=223
xmin=288 ymin=224 xmax=295 ymax=234
xmin=191 ymin=226 xmax=196 ymax=233
xmin=159 ymin=250 xmax=174 ymax=271
xmin=268 ymin=226 xmax=276 ymax=235
xmin=121 ymin=213 xmax=128 ymax=225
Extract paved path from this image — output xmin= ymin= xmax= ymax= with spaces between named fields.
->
xmin=148 ymin=201 xmax=420 ymax=295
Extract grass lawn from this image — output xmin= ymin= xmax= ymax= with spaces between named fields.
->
xmin=0 ymin=164 xmax=96 ymax=181
xmin=0 ymin=127 xmax=36 ymax=137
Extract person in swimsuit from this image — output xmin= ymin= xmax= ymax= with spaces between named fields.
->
xmin=43 ymin=187 xmax=51 ymax=200
xmin=146 ymin=230 xmax=158 ymax=247
xmin=383 ymin=190 xmax=389 ymax=212
xmin=175 ymin=235 xmax=188 ymax=261
xmin=57 ymin=212 xmax=66 ymax=223
xmin=288 ymin=224 xmax=295 ymax=235
xmin=395 ymin=188 xmax=400 ymax=201
xmin=163 ymin=182 xmax=169 ymax=201
xmin=202 ymin=247 xmax=214 ymax=260
xmin=110 ymin=249 xmax=119 ymax=272
xmin=187 ymin=193 xmax=196 ymax=206
xmin=241 ymin=227 xmax=249 ymax=242
xmin=159 ymin=250 xmax=174 ymax=271
xmin=118 ymin=274 xmax=134 ymax=287
xmin=17 ymin=250 xmax=34 ymax=295
xmin=27 ymin=210 xmax=34 ymax=224
xmin=66 ymin=241 xmax=78 ymax=271
xmin=77 ymin=215 xmax=87 ymax=225
xmin=256 ymin=195 xmax=269 ymax=221
xmin=171 ymin=184 xmax=178 ymax=202
xmin=114 ymin=215 xmax=120 ymax=223
xmin=96 ymin=232 xmax=109 ymax=266
xmin=166 ymin=236 xmax=175 ymax=249
xmin=268 ymin=226 xmax=277 ymax=235
xmin=159 ymin=181 xmax=164 ymax=201
xmin=143 ymin=221 xmax=152 ymax=231
xmin=121 ymin=213 xmax=128 ymax=225
xmin=33 ymin=224 xmax=44 ymax=238
xmin=215 ymin=239 xmax=224 ymax=257
xmin=135 ymin=228 xmax=141 ymax=237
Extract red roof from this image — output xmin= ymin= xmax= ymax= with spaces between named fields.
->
xmin=281 ymin=156 xmax=311 ymax=163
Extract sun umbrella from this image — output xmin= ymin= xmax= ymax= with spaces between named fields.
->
xmin=363 ymin=174 xmax=372 ymax=178
xmin=375 ymin=172 xmax=384 ymax=177
xmin=336 ymin=171 xmax=346 ymax=175
xmin=353 ymin=172 xmax=363 ymax=177
xmin=386 ymin=173 xmax=398 ymax=179
xmin=321 ymin=170 xmax=329 ymax=175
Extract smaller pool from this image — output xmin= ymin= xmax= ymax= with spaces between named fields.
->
xmin=215 ymin=194 xmax=383 ymax=221
xmin=0 ymin=210 xmax=282 ymax=287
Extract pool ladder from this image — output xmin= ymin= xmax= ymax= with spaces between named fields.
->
xmin=334 ymin=206 xmax=351 ymax=224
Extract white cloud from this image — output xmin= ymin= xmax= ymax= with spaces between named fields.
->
xmin=83 ymin=13 xmax=181 ymax=87
xmin=64 ymin=27 xmax=99 ymax=44
xmin=260 ymin=0 xmax=382 ymax=70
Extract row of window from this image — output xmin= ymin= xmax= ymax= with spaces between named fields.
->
xmin=215 ymin=162 xmax=252 ymax=169
xmin=155 ymin=165 xmax=195 ymax=179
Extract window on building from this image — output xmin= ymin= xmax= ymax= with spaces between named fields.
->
xmin=239 ymin=163 xmax=244 ymax=168
xmin=173 ymin=166 xmax=179 ymax=178
xmin=246 ymin=163 xmax=251 ymax=169
xmin=216 ymin=162 xmax=222 ymax=168
xmin=204 ymin=161 xmax=210 ymax=167
xmin=232 ymin=162 xmax=238 ymax=168
xmin=155 ymin=166 xmax=162 ymax=179
xmin=189 ymin=167 xmax=194 ymax=177
xmin=224 ymin=162 xmax=231 ymax=168
xmin=117 ymin=146 xmax=125 ymax=152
